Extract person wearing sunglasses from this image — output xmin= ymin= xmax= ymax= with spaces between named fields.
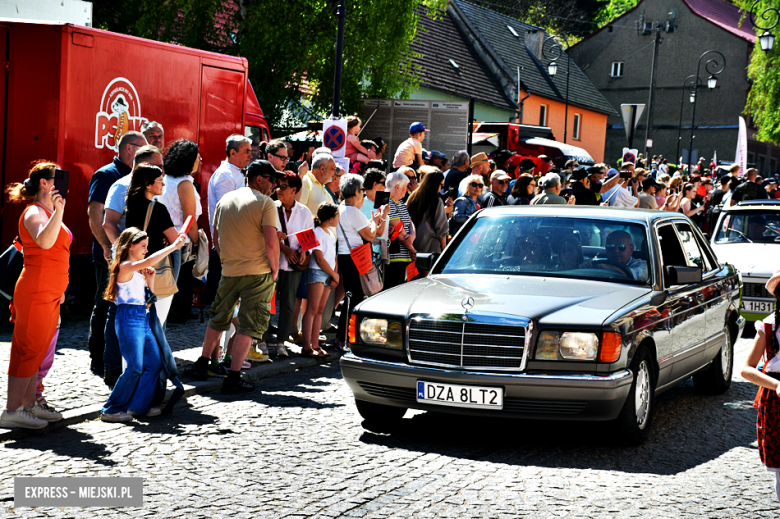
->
xmin=581 ymin=230 xmax=647 ymax=281
xmin=449 ymin=174 xmax=483 ymax=236
xmin=483 ymin=170 xmax=511 ymax=207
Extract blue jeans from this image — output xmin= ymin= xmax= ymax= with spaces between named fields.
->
xmin=103 ymin=303 xmax=121 ymax=374
xmin=102 ymin=305 xmax=162 ymax=415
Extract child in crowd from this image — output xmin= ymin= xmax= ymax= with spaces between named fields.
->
xmin=742 ymin=270 xmax=780 ymax=502
xmin=301 ymin=203 xmax=339 ymax=358
xmin=101 ymin=227 xmax=185 ymax=423
xmin=345 ymin=116 xmax=375 ymax=166
xmin=392 ymin=122 xmax=428 ymax=170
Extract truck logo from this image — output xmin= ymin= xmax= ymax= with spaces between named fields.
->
xmin=95 ymin=78 xmax=148 ymax=151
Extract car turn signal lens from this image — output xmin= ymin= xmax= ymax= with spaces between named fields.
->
xmin=348 ymin=314 xmax=357 ymax=344
xmin=536 ymin=331 xmax=560 ymax=360
xmin=599 ymin=332 xmax=622 ymax=363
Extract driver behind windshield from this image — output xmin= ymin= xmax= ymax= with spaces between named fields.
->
xmin=748 ymin=215 xmax=767 ymax=241
xmin=581 ymin=230 xmax=648 ymax=281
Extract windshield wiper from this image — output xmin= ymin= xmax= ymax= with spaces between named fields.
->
xmin=723 ymin=228 xmax=752 ymax=243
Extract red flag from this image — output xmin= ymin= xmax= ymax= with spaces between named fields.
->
xmin=294 ymin=228 xmax=320 ymax=252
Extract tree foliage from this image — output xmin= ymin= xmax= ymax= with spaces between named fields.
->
xmin=468 ymin=0 xmax=606 ymax=39
xmin=734 ymin=0 xmax=780 ymax=143
xmin=594 ymin=0 xmax=638 ymax=27
xmin=92 ymin=0 xmax=446 ymax=130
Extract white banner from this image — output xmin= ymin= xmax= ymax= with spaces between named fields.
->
xmin=735 ymin=116 xmax=747 ymax=175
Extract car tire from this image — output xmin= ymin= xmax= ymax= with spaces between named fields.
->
xmin=614 ymin=346 xmax=655 ymax=445
xmin=355 ymin=399 xmax=406 ymax=426
xmin=692 ymin=327 xmax=733 ymax=395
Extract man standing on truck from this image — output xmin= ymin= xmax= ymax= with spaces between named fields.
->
xmin=87 ymin=131 xmax=147 ymax=377
xmin=205 ymin=134 xmax=253 ymax=305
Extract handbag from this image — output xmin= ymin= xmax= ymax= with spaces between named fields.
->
xmin=338 ymin=221 xmax=383 ymax=297
xmin=278 ymin=205 xmax=311 ymax=272
xmin=144 ymin=200 xmax=178 ymax=298
xmin=0 ymin=238 xmax=23 ymax=300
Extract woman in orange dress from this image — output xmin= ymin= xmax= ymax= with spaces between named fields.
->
xmin=0 ymin=161 xmax=70 ymax=430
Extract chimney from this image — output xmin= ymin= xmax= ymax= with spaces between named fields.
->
xmin=525 ymin=29 xmax=544 ymax=60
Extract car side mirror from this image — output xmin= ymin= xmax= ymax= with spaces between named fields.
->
xmin=665 ymin=265 xmax=702 ymax=285
xmin=416 ymin=252 xmax=439 ymax=272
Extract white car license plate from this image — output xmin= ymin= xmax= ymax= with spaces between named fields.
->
xmin=416 ymin=381 xmax=503 ymax=409
xmin=742 ymin=300 xmax=775 ymax=313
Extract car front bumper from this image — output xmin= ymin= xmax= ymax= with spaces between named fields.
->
xmin=341 ymin=353 xmax=634 ymax=421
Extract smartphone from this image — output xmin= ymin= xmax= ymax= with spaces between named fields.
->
xmin=447 ymin=187 xmax=457 ymax=200
xmin=374 ymin=190 xmax=390 ymax=210
xmin=53 ymin=169 xmax=70 ymax=198
xmin=619 ymin=171 xmax=632 ymax=179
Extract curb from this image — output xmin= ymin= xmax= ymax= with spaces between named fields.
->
xmin=0 ymin=351 xmax=342 ymax=442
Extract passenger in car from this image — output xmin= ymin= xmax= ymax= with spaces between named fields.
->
xmin=748 ymin=216 xmax=768 ymax=242
xmin=557 ymin=237 xmax=583 ymax=270
xmin=517 ymin=235 xmax=549 ymax=270
xmin=580 ymin=230 xmax=647 ymax=281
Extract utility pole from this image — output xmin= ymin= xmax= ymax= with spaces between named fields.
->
xmin=643 ymin=24 xmax=661 ymax=159
xmin=331 ymin=0 xmax=346 ymax=118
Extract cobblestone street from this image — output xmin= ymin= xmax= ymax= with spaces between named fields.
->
xmin=0 ymin=318 xmax=778 ymax=518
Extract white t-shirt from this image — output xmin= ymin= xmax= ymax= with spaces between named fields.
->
xmin=393 ymin=138 xmax=422 ymax=168
xmin=609 ymin=186 xmax=638 ymax=208
xmin=311 ymin=226 xmax=336 ymax=271
xmin=337 ymin=204 xmax=369 ymax=253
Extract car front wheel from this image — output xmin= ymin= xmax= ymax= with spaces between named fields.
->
xmin=355 ymin=399 xmax=406 ymax=427
xmin=693 ymin=327 xmax=733 ymax=394
xmin=614 ymin=346 xmax=655 ymax=445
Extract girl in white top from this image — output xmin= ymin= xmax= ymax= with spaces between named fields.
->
xmin=302 ymin=203 xmax=339 ymax=358
xmin=101 ymin=227 xmax=185 ymax=423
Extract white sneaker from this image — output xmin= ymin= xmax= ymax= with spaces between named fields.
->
xmin=276 ymin=343 xmax=290 ymax=357
xmin=129 ymin=408 xmax=161 ymax=418
xmin=0 ymin=405 xmax=48 ymax=429
xmin=100 ymin=412 xmax=133 ymax=423
xmin=31 ymin=402 xmax=62 ymax=422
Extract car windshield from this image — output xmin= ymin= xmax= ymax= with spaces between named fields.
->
xmin=715 ymin=210 xmax=780 ymax=243
xmin=439 ymin=216 xmax=651 ymax=285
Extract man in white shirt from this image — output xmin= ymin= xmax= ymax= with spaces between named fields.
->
xmin=205 ymin=134 xmax=253 ymax=304
xmin=582 ymin=230 xmax=648 ymax=282
xmin=604 ymin=167 xmax=640 ymax=208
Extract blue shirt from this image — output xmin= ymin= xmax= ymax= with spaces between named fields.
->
xmin=88 ymin=156 xmax=131 ymax=263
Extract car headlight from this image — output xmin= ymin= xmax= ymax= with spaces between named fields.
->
xmin=559 ymin=332 xmax=599 ymax=360
xmin=535 ymin=331 xmax=600 ymax=361
xmin=359 ymin=318 xmax=403 ymax=349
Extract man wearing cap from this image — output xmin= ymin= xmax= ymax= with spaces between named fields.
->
xmin=393 ymin=122 xmax=428 ymax=170
xmin=603 ymin=165 xmax=639 ymax=208
xmin=638 ymin=178 xmax=660 ymax=209
xmin=531 ymin=173 xmax=570 ymax=205
xmin=429 ymin=150 xmax=447 ymax=169
xmin=192 ymin=160 xmax=283 ymax=393
xmin=484 ymin=171 xmax=510 ymax=207
xmin=763 ymin=178 xmax=778 ymax=198
xmin=570 ymin=167 xmax=598 ymax=206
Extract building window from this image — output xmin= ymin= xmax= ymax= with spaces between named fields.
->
xmin=771 ymin=157 xmax=777 ymax=175
xmin=539 ymin=104 xmax=547 ymax=126
xmin=573 ymin=114 xmax=581 ymax=140
xmin=758 ymin=155 xmax=767 ymax=175
xmin=610 ymin=62 xmax=624 ymax=77
xmin=748 ymin=152 xmax=756 ymax=168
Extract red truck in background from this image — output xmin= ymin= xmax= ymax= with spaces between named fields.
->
xmin=0 ymin=19 xmax=270 ymax=261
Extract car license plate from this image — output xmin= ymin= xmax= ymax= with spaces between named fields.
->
xmin=742 ymin=300 xmax=775 ymax=313
xmin=416 ymin=381 xmax=503 ymax=409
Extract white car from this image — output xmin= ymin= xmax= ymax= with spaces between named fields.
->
xmin=710 ymin=200 xmax=780 ymax=321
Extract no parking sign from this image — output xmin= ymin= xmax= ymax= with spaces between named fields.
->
xmin=323 ymin=119 xmax=347 ymax=158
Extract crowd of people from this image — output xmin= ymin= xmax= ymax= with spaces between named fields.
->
xmin=2 ymin=114 xmax=777 ymax=429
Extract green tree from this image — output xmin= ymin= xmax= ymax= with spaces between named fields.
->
xmin=594 ymin=0 xmax=638 ymax=27
xmin=735 ymin=0 xmax=780 ymax=143
xmin=468 ymin=0 xmax=607 ymax=39
xmin=92 ymin=0 xmax=446 ymax=131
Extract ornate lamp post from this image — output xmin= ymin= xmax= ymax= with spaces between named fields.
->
xmin=687 ymin=51 xmax=725 ymax=174
xmin=543 ymin=36 xmax=570 ymax=144
xmin=676 ymin=75 xmax=700 ymax=165
xmin=750 ymin=0 xmax=779 ymax=52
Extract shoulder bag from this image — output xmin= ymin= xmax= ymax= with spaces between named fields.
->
xmin=144 ymin=200 xmax=178 ymax=298
xmin=278 ymin=205 xmax=311 ymax=272
xmin=0 ymin=238 xmax=23 ymax=300
xmin=338 ymin=217 xmax=382 ymax=297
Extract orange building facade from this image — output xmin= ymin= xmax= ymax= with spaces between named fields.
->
xmin=519 ymin=91 xmax=608 ymax=163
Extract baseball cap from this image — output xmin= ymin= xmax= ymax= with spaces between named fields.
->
xmin=517 ymin=158 xmax=536 ymax=171
xmin=470 ymin=152 xmax=488 ymax=168
xmin=409 ymin=122 xmax=429 ymax=134
xmin=642 ymin=177 xmax=659 ymax=190
xmin=490 ymin=170 xmax=511 ymax=182
xmin=586 ymin=166 xmax=603 ymax=176
xmin=421 ymin=149 xmax=430 ymax=161
xmin=245 ymin=159 xmax=285 ymax=180
xmin=607 ymin=168 xmax=619 ymax=177
xmin=570 ymin=167 xmax=588 ymax=181
xmin=430 ymin=150 xmax=447 ymax=160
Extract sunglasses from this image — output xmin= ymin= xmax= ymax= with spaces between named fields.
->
xmin=496 ymin=179 xmax=509 ymax=185
xmin=260 ymin=174 xmax=278 ymax=183
xmin=606 ymin=244 xmax=628 ymax=252
xmin=276 ymin=184 xmax=290 ymax=191
xmin=270 ymin=153 xmax=288 ymax=161
xmin=469 ymin=182 xmax=484 ymax=188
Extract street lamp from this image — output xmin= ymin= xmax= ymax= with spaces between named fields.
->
xmin=542 ymin=36 xmax=570 ymax=143
xmin=687 ymin=50 xmax=726 ymax=174
xmin=750 ymin=0 xmax=779 ymax=52
xmin=677 ymin=75 xmax=700 ymax=164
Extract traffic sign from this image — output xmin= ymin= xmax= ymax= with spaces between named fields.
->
xmin=323 ymin=119 xmax=347 ymax=158
xmin=620 ymin=104 xmax=645 ymax=148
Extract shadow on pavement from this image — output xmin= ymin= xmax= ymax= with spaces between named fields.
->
xmin=357 ymin=377 xmax=760 ymax=476
xmin=3 ymin=428 xmax=117 ymax=466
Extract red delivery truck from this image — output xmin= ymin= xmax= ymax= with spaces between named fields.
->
xmin=0 ymin=19 xmax=270 ymax=262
